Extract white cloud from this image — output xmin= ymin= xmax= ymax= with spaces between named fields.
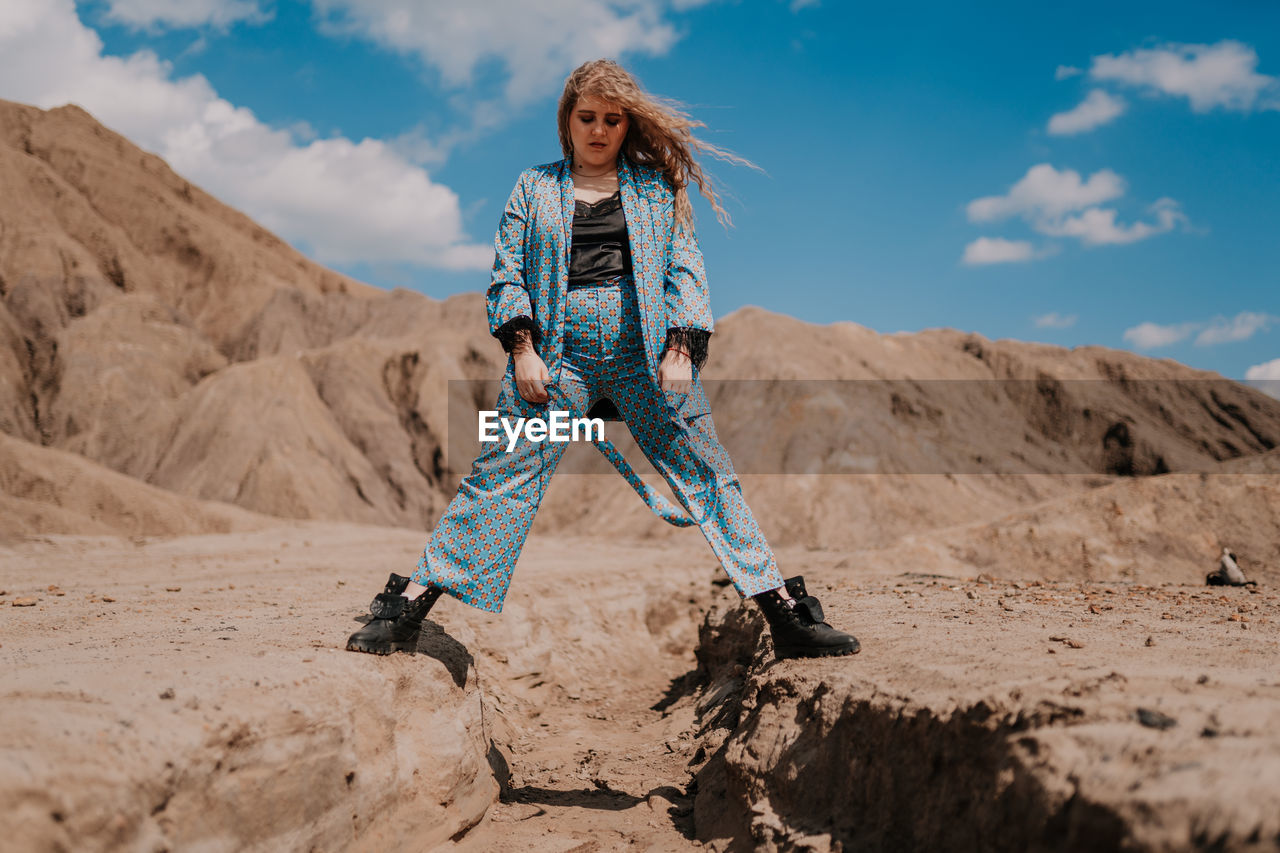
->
xmin=0 ymin=0 xmax=489 ymax=271
xmin=310 ymin=0 xmax=680 ymax=105
xmin=965 ymin=165 xmax=1187 ymax=255
xmin=1195 ymin=311 xmax=1274 ymax=346
xmin=1245 ymin=358 xmax=1280 ymax=398
xmin=1090 ymin=40 xmax=1279 ymax=113
xmin=1123 ymin=311 xmax=1275 ymax=351
xmin=961 ymin=237 xmax=1035 ymax=266
xmin=1047 ymin=89 xmax=1126 ymax=135
xmin=103 ymin=0 xmax=269 ymax=30
xmin=1245 ymin=358 xmax=1280 ymax=380
xmin=1123 ymin=321 xmax=1198 ymax=349
xmin=1055 ymin=65 xmax=1082 ymax=80
xmin=1036 ymin=197 xmax=1187 ymax=246
xmin=1033 ymin=312 xmax=1077 ymax=329
xmin=966 ymin=164 xmax=1125 ymax=223
xmin=789 ymin=0 xmax=820 ymax=11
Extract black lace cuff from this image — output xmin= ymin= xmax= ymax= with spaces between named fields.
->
xmin=664 ymin=327 xmax=710 ymax=371
xmin=494 ymin=316 xmax=540 ymax=353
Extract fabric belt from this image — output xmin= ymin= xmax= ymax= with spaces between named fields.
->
xmin=567 ymin=273 xmax=629 ymax=291
xmin=591 ymin=436 xmax=697 ymax=527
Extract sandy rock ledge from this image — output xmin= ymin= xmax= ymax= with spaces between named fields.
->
xmin=0 ymin=528 xmax=502 ymax=852
xmin=687 ymin=577 xmax=1280 ymax=853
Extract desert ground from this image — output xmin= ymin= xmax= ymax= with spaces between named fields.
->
xmin=5 ymin=520 xmax=1278 ymax=852
xmin=2 ymin=97 xmax=1280 ymax=851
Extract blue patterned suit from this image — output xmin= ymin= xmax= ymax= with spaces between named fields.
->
xmin=412 ymin=156 xmax=785 ymax=612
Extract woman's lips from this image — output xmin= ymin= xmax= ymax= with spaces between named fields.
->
xmin=589 ymin=142 xmax=606 ymax=148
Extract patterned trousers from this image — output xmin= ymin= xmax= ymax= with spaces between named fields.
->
xmin=412 ymin=279 xmax=786 ymax=612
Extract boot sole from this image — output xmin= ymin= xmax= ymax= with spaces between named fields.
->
xmin=345 ymin=639 xmax=416 ymax=655
xmin=776 ymin=640 xmax=861 ymax=659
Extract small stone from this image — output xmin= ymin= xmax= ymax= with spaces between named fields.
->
xmin=1144 ymin=636 xmax=1155 ymax=647
xmin=1065 ymin=638 xmax=1085 ymax=649
xmin=1135 ymin=708 xmax=1176 ymax=730
xmin=12 ymin=597 xmax=37 ymax=607
xmin=165 ymin=587 xmax=181 ymax=592
xmin=159 ymin=688 xmax=175 ymax=700
xmin=47 ymin=585 xmax=65 ymax=596
xmin=102 ymin=596 xmax=116 ymax=603
xmin=1196 ymin=674 xmax=1209 ymax=685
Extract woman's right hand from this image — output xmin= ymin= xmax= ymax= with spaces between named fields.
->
xmin=513 ymin=350 xmax=550 ymax=404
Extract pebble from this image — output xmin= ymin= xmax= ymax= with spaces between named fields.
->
xmin=1135 ymin=708 xmax=1177 ymax=730
xmin=12 ymin=597 xmax=37 ymax=607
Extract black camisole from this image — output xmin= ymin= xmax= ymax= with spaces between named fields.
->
xmin=569 ymin=191 xmax=632 ymax=286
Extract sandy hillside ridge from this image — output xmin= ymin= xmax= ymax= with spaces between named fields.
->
xmin=2 ymin=97 xmax=1279 ymax=550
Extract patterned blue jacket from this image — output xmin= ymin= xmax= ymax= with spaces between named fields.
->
xmin=486 ymin=155 xmax=714 ymax=386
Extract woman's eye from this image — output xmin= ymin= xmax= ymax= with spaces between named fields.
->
xmin=606 ymin=119 xmax=621 ymax=126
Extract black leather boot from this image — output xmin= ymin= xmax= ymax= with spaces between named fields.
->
xmin=346 ymin=573 xmax=444 ymax=655
xmin=753 ymin=575 xmax=860 ymax=659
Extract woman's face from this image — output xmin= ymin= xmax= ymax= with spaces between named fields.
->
xmin=569 ymin=95 xmax=629 ymax=171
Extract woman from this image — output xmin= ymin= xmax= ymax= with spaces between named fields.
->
xmin=346 ymin=59 xmax=858 ymax=660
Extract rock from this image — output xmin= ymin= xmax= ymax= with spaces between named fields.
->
xmin=1135 ymin=708 xmax=1177 ymax=730
xmin=12 ymin=597 xmax=37 ymax=606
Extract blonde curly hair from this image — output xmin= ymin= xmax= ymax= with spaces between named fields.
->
xmin=557 ymin=58 xmax=753 ymax=229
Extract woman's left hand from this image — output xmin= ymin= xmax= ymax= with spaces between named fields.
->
xmin=659 ymin=348 xmax=693 ymax=395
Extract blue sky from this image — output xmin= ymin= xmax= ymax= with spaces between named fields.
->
xmin=2 ymin=1 xmax=1277 ymax=380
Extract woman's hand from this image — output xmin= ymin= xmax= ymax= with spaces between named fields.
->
xmin=659 ymin=347 xmax=693 ymax=395
xmin=513 ymin=350 xmax=550 ymax=404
